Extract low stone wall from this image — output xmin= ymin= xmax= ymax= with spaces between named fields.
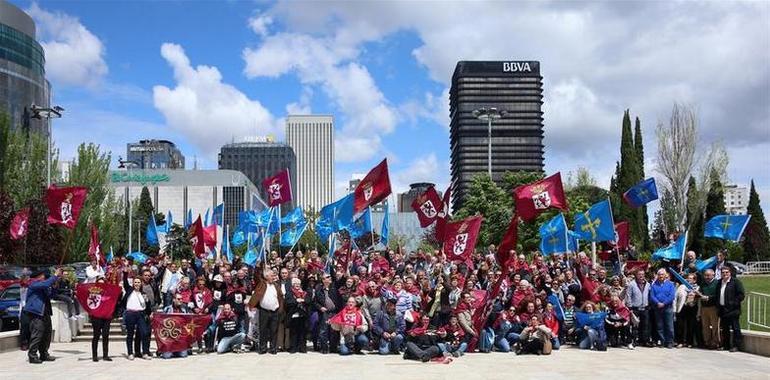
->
xmin=742 ymin=331 xmax=770 ymax=357
xmin=0 ymin=331 xmax=19 ymax=353
xmin=51 ymin=300 xmax=86 ymax=343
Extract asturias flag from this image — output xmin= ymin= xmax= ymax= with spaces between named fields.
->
xmin=353 ymin=158 xmax=391 ymax=214
xmin=347 ymin=207 xmax=372 ymax=239
xmin=281 ymin=207 xmax=306 ymax=226
xmin=75 ymin=283 xmax=121 ymax=319
xmin=539 ymin=213 xmax=570 ymax=256
xmin=262 ymin=169 xmax=292 ymax=207
xmin=411 ymin=186 xmax=442 ymax=227
xmin=443 ymin=215 xmax=483 ymax=264
xmin=573 ymin=200 xmax=616 ymax=242
xmin=623 ymin=177 xmax=659 ymax=208
xmin=46 ymin=186 xmax=87 ymax=229
xmin=704 ymin=214 xmax=751 ymax=242
xmin=513 ymin=173 xmax=568 ymax=222
xmin=381 ymin=206 xmax=390 ymax=246
xmin=9 ymin=208 xmax=29 ymax=240
xmin=652 ymin=232 xmax=688 ymax=261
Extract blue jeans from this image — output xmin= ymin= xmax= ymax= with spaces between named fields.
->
xmin=339 ymin=333 xmax=369 ymax=355
xmin=124 ymin=311 xmax=149 ymax=356
xmin=437 ymin=342 xmax=467 ymax=354
xmin=378 ymin=334 xmax=404 ymax=354
xmin=217 ymin=332 xmax=246 ymax=353
xmin=551 ymin=337 xmax=560 ymax=350
xmin=506 ymin=332 xmax=521 ymax=344
xmin=161 ymin=350 xmax=189 ymax=359
xmin=654 ymin=306 xmax=674 ymax=345
xmin=579 ymin=328 xmax=598 ymax=349
xmin=495 ymin=336 xmax=511 ymax=352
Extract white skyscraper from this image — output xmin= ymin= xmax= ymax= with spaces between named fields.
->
xmin=286 ymin=115 xmax=334 ymax=212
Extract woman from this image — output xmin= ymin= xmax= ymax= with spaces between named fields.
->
xmin=675 ymin=272 xmax=700 ymax=348
xmin=122 ymin=267 xmax=151 ymax=360
xmin=576 ymin=301 xmax=607 ymax=351
xmin=90 ymin=276 xmax=115 ymax=362
xmin=542 ymin=303 xmax=561 ymax=350
xmin=285 ymin=278 xmax=309 ymax=353
xmin=605 ymin=295 xmax=633 ymax=349
xmin=328 ymin=297 xmax=369 ymax=355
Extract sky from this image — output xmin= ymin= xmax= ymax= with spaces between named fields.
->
xmin=11 ymin=0 xmax=770 ymax=215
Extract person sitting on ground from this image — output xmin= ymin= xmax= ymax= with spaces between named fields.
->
xmin=605 ymin=295 xmax=634 ymax=349
xmin=542 ymin=303 xmax=561 ymax=350
xmin=515 ymin=315 xmax=553 ymax=355
xmin=575 ymin=301 xmax=607 ymax=351
xmin=215 ymin=303 xmax=246 ymax=354
xmin=329 ymin=296 xmax=369 ymax=355
xmin=160 ymin=293 xmax=191 ymax=359
xmin=373 ymin=298 xmax=406 ymax=355
xmin=403 ymin=315 xmax=446 ymax=362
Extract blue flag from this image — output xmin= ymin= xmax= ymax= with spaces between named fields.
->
xmin=281 ymin=207 xmax=306 ymax=226
xmin=280 ymin=220 xmax=307 ymax=247
xmin=381 ymin=208 xmax=390 ymax=247
xmin=186 ymin=209 xmax=193 ymax=229
xmin=203 ymin=208 xmax=211 ymax=227
xmin=547 ymin=293 xmax=565 ymax=321
xmin=667 ymin=267 xmax=694 ymax=290
xmin=653 ymin=231 xmax=688 ymax=261
xmin=623 ymin=177 xmax=659 ymax=208
xmin=695 ymin=255 xmax=717 ymax=272
xmin=243 ymin=248 xmax=257 ymax=267
xmin=347 ymin=207 xmax=372 ymax=239
xmin=127 ymin=251 xmax=148 ymax=264
xmin=573 ymin=200 xmax=616 ymax=242
xmin=146 ymin=213 xmax=160 ymax=246
xmin=704 ymin=214 xmax=751 ymax=242
xmin=212 ymin=203 xmax=224 ymax=226
xmin=222 ymin=227 xmax=232 ymax=262
xmin=568 ymin=230 xmax=580 ymax=253
xmin=317 ymin=194 xmax=355 ymax=232
xmin=259 ymin=207 xmax=280 ymax=234
xmin=166 ymin=211 xmax=173 ymax=229
xmin=539 ymin=213 xmax=570 ymax=255
xmin=575 ymin=312 xmax=607 ymax=330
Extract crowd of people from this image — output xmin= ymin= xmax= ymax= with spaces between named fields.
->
xmin=19 ymin=245 xmax=746 ymax=364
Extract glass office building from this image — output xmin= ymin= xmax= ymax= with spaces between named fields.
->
xmin=449 ymin=61 xmax=545 ymax=210
xmin=126 ymin=139 xmax=186 ymax=169
xmin=0 ymin=1 xmax=50 ymax=134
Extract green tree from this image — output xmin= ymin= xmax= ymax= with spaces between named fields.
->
xmin=455 ymin=174 xmax=514 ymax=250
xmin=743 ymin=180 xmax=770 ymax=261
xmin=612 ymin=110 xmax=647 ymax=249
xmin=165 ymin=224 xmax=193 ymax=261
xmin=702 ymin=169 xmax=726 ymax=254
xmin=634 ymin=116 xmax=650 ymax=250
xmin=686 ymin=176 xmax=704 ymax=254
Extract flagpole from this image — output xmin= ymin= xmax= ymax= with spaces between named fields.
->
xmin=369 ymin=205 xmax=374 ymax=250
xmin=278 ymin=204 xmax=282 ymax=257
xmin=128 ymin=198 xmax=132 ymax=254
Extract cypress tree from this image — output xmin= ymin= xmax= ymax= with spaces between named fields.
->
xmin=743 ymin=180 xmax=770 ymax=261
xmin=703 ymin=170 xmax=726 ymax=255
xmin=615 ymin=110 xmax=644 ymax=246
xmin=634 ymin=117 xmax=645 ymax=178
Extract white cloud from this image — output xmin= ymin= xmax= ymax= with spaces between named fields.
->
xmin=153 ymin=43 xmax=278 ymax=157
xmin=248 ymin=13 xmax=273 ymax=37
xmin=392 ymin=154 xmax=447 ymax=193
xmin=27 ymin=3 xmax=108 ymax=88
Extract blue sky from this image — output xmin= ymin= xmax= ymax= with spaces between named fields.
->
xmin=12 ymin=1 xmax=770 ymax=216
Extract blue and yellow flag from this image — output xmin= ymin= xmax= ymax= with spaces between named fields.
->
xmin=381 ymin=205 xmax=390 ymax=246
xmin=704 ymin=214 xmax=751 ymax=242
xmin=695 ymin=255 xmax=717 ymax=272
xmin=280 ymin=219 xmax=307 ymax=247
xmin=573 ymin=200 xmax=616 ymax=242
xmin=623 ymin=177 xmax=659 ymax=208
xmin=347 ymin=207 xmax=372 ymax=239
xmin=653 ymin=231 xmax=687 ymax=261
xmin=281 ymin=207 xmax=306 ymax=226
xmin=539 ymin=213 xmax=569 ymax=255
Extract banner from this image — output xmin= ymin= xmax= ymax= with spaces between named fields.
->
xmin=434 ymin=184 xmax=452 ymax=241
xmin=623 ymin=177 xmax=659 ymax=208
xmin=539 ymin=213 xmax=570 ymax=256
xmin=75 ymin=283 xmax=121 ymax=320
xmin=9 ymin=208 xmax=29 ymax=240
xmin=353 ymin=159 xmax=391 ymax=213
xmin=381 ymin=206 xmax=390 ymax=246
xmin=151 ymin=313 xmax=212 ymax=353
xmin=88 ymin=224 xmax=104 ymax=267
xmin=411 ymin=186 xmax=442 ymax=227
xmin=704 ymin=214 xmax=751 ymax=242
xmin=496 ymin=213 xmax=518 ymax=266
xmin=262 ymin=169 xmax=293 ymax=207
xmin=513 ymin=173 xmax=568 ymax=222
xmin=573 ymin=200 xmax=616 ymax=242
xmin=46 ymin=186 xmax=88 ymax=229
xmin=614 ymin=221 xmax=630 ymax=250
xmin=443 ymin=216 xmax=483 ymax=264
xmin=188 ymin=216 xmax=205 ymax=258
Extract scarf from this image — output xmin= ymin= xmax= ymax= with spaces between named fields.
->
xmin=330 ymin=305 xmax=363 ymax=327
xmin=291 ymin=287 xmax=306 ymax=300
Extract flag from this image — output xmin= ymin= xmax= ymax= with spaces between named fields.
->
xmin=652 ymin=232 xmax=688 ymax=261
xmin=539 ymin=213 xmax=570 ymax=256
xmin=496 ymin=213 xmax=519 ymax=265
xmin=695 ymin=256 xmax=717 ymax=272
xmin=347 ymin=207 xmax=372 ymax=239
xmin=547 ymin=293 xmax=565 ymax=321
xmin=575 ymin=311 xmax=607 ymax=330
xmin=469 ymin=266 xmax=507 ymax=351
xmin=105 ymin=247 xmax=113 ymax=266
xmin=573 ymin=200 xmax=616 ymax=242
xmin=262 ymin=169 xmax=293 ymax=207
xmin=243 ymin=244 xmax=257 ymax=267
xmin=316 ymin=194 xmax=355 ymax=240
xmin=166 ymin=210 xmax=173 ymax=229
xmin=353 ymin=159 xmax=391 ymax=213
xmin=614 ymin=221 xmax=630 ymax=250
xmin=435 ymin=183 xmax=452 ymax=241
xmin=567 ymin=230 xmax=580 ymax=253
xmin=625 ymin=260 xmax=650 ymax=274
xmin=411 ymin=186 xmax=442 ymax=227
xmin=623 ymin=177 xmax=659 ymax=208
xmin=281 ymin=207 xmax=306 ymax=226
xmin=203 ymin=225 xmax=217 ymax=250
xmin=667 ymin=267 xmax=694 ymax=290
xmin=127 ymin=251 xmax=149 ymax=264
xmin=188 ymin=216 xmax=205 ymax=258
xmin=280 ymin=219 xmax=307 ymax=247
xmin=231 ymin=225 xmax=246 ymax=247
xmin=75 ymin=283 xmax=121 ymax=319
xmin=443 ymin=215 xmax=483 ymax=264
xmin=513 ymin=173 xmax=568 ymax=222
xmin=9 ymin=208 xmax=29 ymax=240
xmin=704 ymin=214 xmax=751 ymax=242
xmin=222 ymin=227 xmax=233 ymax=262
xmin=186 ymin=209 xmax=192 ymax=229
xmin=147 ymin=213 xmax=160 ymax=246
xmin=151 ymin=313 xmax=212 ymax=353
xmin=204 ymin=207 xmax=211 ymax=227
xmin=258 ymin=207 xmax=280 ymax=234
xmin=46 ymin=186 xmax=88 ymax=229
xmin=381 ymin=206 xmax=390 ymax=246
xmin=88 ymin=224 xmax=104 ymax=267
xmin=211 ymin=203 xmax=224 ymax=226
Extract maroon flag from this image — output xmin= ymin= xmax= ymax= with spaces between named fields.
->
xmin=469 ymin=266 xmax=509 ymax=351
xmin=188 ymin=216 xmax=206 ymax=258
xmin=353 ymin=159 xmax=391 ymax=214
xmin=495 ymin=213 xmax=519 ymax=266
xmin=411 ymin=186 xmax=442 ymax=228
xmin=442 ymin=216 xmax=483 ymax=264
xmin=513 ymin=173 xmax=568 ymax=222
xmin=262 ymin=169 xmax=292 ymax=207
xmin=9 ymin=208 xmax=30 ymax=240
xmin=46 ymin=186 xmax=88 ymax=229
xmin=625 ymin=260 xmax=650 ymax=274
xmin=203 ymin=224 xmax=217 ymax=249
xmin=88 ymin=224 xmax=104 ymax=267
xmin=151 ymin=313 xmax=212 ymax=353
xmin=75 ymin=283 xmax=121 ymax=319
xmin=614 ymin=221 xmax=630 ymax=250
xmin=434 ymin=184 xmax=452 ymax=241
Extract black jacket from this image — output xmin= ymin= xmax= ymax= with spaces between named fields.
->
xmin=717 ymin=277 xmax=745 ymax=317
xmin=313 ymin=285 xmax=342 ymax=314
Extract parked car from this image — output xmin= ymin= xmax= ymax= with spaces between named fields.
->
xmin=728 ymin=261 xmax=747 ymax=275
xmin=0 ymin=284 xmax=21 ymax=332
xmin=0 ymin=270 xmax=20 ymax=293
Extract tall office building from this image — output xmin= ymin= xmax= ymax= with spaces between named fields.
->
xmin=286 ymin=115 xmax=334 ymax=212
xmin=449 ymin=61 xmax=545 ymax=210
xmin=126 ymin=139 xmax=185 ymax=169
xmin=218 ymin=137 xmax=297 ymax=210
xmin=0 ymin=1 xmax=50 ymax=134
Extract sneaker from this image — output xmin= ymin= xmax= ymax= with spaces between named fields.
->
xmin=69 ymin=316 xmax=78 ymax=320
xmin=141 ymin=355 xmax=152 ymax=360
xmin=127 ymin=354 xmax=135 ymax=361
xmin=627 ymin=344 xmax=635 ymax=350
xmin=666 ymin=343 xmax=674 ymax=349
xmin=729 ymin=347 xmax=738 ymax=353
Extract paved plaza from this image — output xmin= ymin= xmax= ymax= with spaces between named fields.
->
xmin=0 ymin=340 xmax=768 ymax=380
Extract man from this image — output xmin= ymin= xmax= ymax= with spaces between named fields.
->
xmin=215 ymin=303 xmax=246 ymax=354
xmin=373 ymin=298 xmax=406 ymax=355
xmin=714 ymin=250 xmax=730 ymax=280
xmin=698 ymin=269 xmax=720 ymax=349
xmin=650 ymin=268 xmax=676 ymax=348
xmin=23 ymin=268 xmax=61 ymax=364
xmin=161 ymin=293 xmax=191 ymax=359
xmin=717 ymin=266 xmax=745 ymax=352
xmin=160 ymin=261 xmax=182 ymax=308
xmin=85 ymin=259 xmax=105 ymax=283
xmin=683 ymin=251 xmax=698 ymax=273
xmin=314 ymin=273 xmax=341 ymax=354
xmin=625 ymin=269 xmax=651 ymax=346
xmin=276 ymin=267 xmax=291 ymax=352
xmin=247 ymin=264 xmax=283 ymax=354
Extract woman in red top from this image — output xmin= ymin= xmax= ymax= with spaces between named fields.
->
xmin=542 ymin=303 xmax=561 ymax=349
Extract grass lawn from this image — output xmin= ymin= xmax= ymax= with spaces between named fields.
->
xmin=739 ymin=274 xmax=770 ymax=332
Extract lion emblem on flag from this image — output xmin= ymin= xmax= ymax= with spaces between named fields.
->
xmin=363 ymin=183 xmax=374 ymax=201
xmin=87 ymin=293 xmax=102 ymax=309
xmin=420 ymin=200 xmax=437 ymax=218
xmin=268 ymin=182 xmax=282 ymax=201
xmin=453 ymin=233 xmax=468 ymax=256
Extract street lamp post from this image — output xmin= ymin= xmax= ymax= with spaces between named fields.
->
xmin=30 ymin=104 xmax=64 ymax=187
xmin=472 ymin=107 xmax=506 ymax=178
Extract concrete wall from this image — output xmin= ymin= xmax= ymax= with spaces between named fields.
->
xmin=0 ymin=301 xmax=85 ymax=352
xmin=742 ymin=331 xmax=770 ymax=357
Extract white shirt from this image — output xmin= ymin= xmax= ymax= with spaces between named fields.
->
xmin=126 ymin=290 xmax=146 ymax=311
xmin=85 ymin=265 xmax=105 ymax=283
xmin=719 ymin=278 xmax=730 ymax=306
xmin=260 ymin=284 xmax=280 ymax=311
